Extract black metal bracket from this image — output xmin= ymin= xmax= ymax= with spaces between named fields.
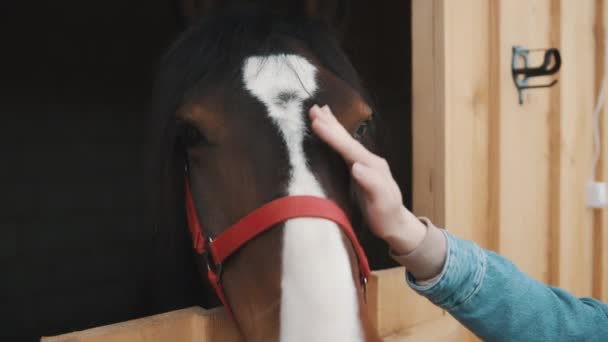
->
xmin=512 ymin=46 xmax=562 ymax=104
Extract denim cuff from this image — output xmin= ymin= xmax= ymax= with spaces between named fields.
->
xmin=406 ymin=231 xmax=487 ymax=311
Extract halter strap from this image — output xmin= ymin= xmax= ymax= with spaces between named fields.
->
xmin=184 ymin=176 xmax=371 ymax=320
xmin=184 ymin=177 xmax=206 ymax=254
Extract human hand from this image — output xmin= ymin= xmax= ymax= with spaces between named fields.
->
xmin=309 ymin=104 xmax=427 ymax=255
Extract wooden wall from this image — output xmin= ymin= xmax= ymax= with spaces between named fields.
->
xmin=412 ymin=0 xmax=608 ymax=339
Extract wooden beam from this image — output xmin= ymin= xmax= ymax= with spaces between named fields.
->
xmin=494 ymin=0 xmax=554 ymax=284
xmin=382 ymin=314 xmax=470 ymax=342
xmin=41 ymin=307 xmax=241 ymax=342
xmin=412 ymin=0 xmax=446 ymax=226
xmin=487 ymin=0 xmax=502 ymax=253
xmin=548 ymin=0 xmax=563 ymax=289
xmin=552 ymin=0 xmax=595 ymax=297
xmin=595 ymin=0 xmax=608 ymax=302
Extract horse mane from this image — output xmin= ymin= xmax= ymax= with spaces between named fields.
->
xmin=144 ymin=4 xmax=373 ymax=312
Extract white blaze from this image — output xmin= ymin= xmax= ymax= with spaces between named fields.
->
xmin=243 ymin=54 xmax=363 ymax=342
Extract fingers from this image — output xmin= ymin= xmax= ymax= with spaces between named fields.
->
xmin=309 ymin=104 xmax=381 ymax=168
xmin=309 ymin=105 xmax=411 ymax=245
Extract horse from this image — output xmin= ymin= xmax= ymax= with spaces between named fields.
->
xmin=147 ymin=4 xmax=381 ymax=341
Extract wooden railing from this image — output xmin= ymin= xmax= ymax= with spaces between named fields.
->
xmin=42 ymin=267 xmax=468 ymax=341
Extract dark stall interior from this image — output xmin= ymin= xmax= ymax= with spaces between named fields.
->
xmin=0 ymin=1 xmax=411 ymax=340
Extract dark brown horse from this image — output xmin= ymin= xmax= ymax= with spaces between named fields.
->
xmin=148 ymin=3 xmax=380 ymax=341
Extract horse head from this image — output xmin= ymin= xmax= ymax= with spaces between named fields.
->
xmin=148 ymin=5 xmax=380 ymax=341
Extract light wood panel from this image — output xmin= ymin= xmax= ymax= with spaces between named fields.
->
xmin=442 ymin=0 xmax=491 ymax=247
xmin=494 ymin=0 xmax=554 ymax=283
xmin=415 ymin=0 xmax=604 ymax=298
xmin=412 ymin=0 xmax=491 ymax=339
xmin=382 ymin=314 xmax=467 ymax=342
xmin=367 ymin=268 xmax=443 ymax=337
xmin=596 ymin=0 xmax=608 ymax=303
xmin=553 ymin=0 xmax=596 ymax=297
xmin=411 ymin=0 xmax=487 ymax=340
xmin=41 ymin=307 xmax=240 ymax=342
xmin=413 ymin=0 xmax=605 ymax=339
xmin=41 ymin=269 xmax=449 ymax=342
xmin=412 ymin=0 xmax=446 ymax=225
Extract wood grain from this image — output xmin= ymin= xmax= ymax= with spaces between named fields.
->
xmin=595 ymin=0 xmax=608 ymax=303
xmin=553 ymin=0 xmax=595 ymax=297
xmin=41 ymin=307 xmax=241 ymax=342
xmin=412 ymin=0 xmax=446 ymax=226
xmin=367 ymin=268 xmax=443 ymax=337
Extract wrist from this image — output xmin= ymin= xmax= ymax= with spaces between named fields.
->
xmin=391 ymin=219 xmax=448 ymax=281
xmin=382 ymin=207 xmax=427 ymax=255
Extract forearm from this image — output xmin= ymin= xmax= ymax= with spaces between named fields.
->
xmin=388 ymin=217 xmax=447 ymax=281
xmin=391 ymin=222 xmax=608 ymax=341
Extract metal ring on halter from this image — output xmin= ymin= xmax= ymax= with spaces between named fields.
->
xmin=362 ymin=276 xmax=368 ymax=302
xmin=205 ymin=237 xmax=224 ymax=283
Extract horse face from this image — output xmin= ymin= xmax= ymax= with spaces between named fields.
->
xmin=176 ymin=52 xmax=374 ymax=335
xmin=177 ymin=53 xmax=373 ymax=238
xmin=153 ymin=7 xmax=379 ymax=339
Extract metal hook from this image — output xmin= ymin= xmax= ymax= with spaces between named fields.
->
xmin=512 ymin=46 xmax=562 ymax=104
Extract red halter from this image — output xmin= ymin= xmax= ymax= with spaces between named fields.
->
xmin=184 ymin=176 xmax=371 ymax=319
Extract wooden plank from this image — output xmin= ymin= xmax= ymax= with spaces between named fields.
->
xmin=412 ymin=0 xmax=489 ymax=340
xmin=487 ymin=0 xmax=502 ymax=253
xmin=595 ymin=0 xmax=608 ymax=303
xmin=381 ymin=314 xmax=469 ymax=342
xmin=441 ymin=0 xmax=491 ymax=247
xmin=367 ymin=268 xmax=443 ymax=337
xmin=42 ymin=268 xmax=453 ymax=342
xmin=547 ymin=0 xmax=564 ymax=292
xmin=603 ymin=0 xmax=608 ymax=299
xmin=412 ymin=0 xmax=446 ymax=226
xmin=494 ymin=0 xmax=554 ymax=284
xmin=41 ymin=307 xmax=241 ymax=342
xmin=552 ymin=0 xmax=595 ymax=297
xmin=190 ymin=308 xmax=242 ymax=342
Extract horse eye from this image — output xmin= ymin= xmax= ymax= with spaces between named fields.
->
xmin=354 ymin=123 xmax=368 ymax=140
xmin=177 ymin=122 xmax=208 ymax=147
xmin=353 ymin=117 xmax=373 ymax=140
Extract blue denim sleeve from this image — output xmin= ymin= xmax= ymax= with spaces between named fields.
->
xmin=406 ymin=231 xmax=608 ymax=341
